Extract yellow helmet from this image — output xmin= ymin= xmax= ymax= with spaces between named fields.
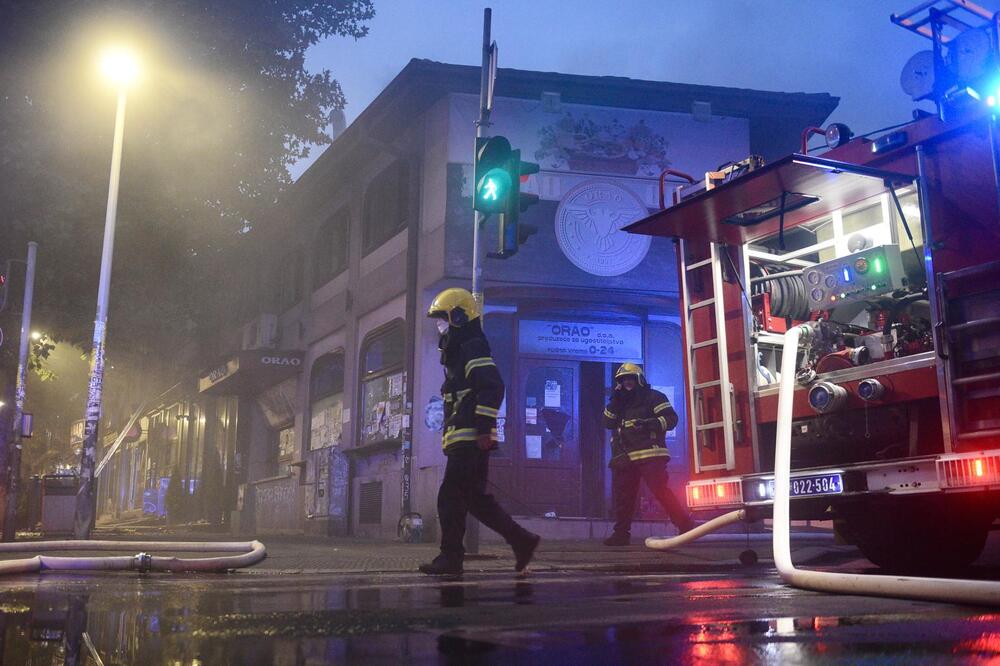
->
xmin=615 ymin=362 xmax=647 ymax=386
xmin=427 ymin=287 xmax=481 ymax=327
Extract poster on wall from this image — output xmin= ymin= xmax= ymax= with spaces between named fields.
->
xmin=361 ymin=371 xmax=406 ymax=446
xmin=519 ymin=320 xmax=642 ymax=363
xmin=309 ymin=399 xmax=343 ymax=450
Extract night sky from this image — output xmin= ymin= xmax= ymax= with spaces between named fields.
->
xmin=295 ymin=0 xmax=1000 ymax=178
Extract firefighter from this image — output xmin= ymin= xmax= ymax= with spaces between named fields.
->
xmin=419 ymin=287 xmax=541 ymax=575
xmin=603 ymin=362 xmax=693 ymax=546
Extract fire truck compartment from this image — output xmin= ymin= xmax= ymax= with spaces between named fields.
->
xmin=624 ymin=154 xmax=915 ymax=246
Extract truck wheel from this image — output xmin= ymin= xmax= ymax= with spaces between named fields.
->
xmin=844 ymin=501 xmax=991 ymax=574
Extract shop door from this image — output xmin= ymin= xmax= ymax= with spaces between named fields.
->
xmin=518 ymin=359 xmax=581 ymax=517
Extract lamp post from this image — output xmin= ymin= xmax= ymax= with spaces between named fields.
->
xmin=73 ymin=47 xmax=139 ymax=540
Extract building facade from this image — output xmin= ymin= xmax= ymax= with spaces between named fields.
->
xmin=99 ymin=61 xmax=837 ymax=539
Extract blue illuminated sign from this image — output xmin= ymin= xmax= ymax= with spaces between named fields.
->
xmin=519 ymin=320 xmax=643 ymax=362
xmin=842 ymin=266 xmax=851 ymax=282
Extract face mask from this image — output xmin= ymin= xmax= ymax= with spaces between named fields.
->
xmin=436 ymin=319 xmax=451 ymax=335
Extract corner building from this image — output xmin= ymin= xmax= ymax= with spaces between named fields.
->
xmin=203 ymin=60 xmax=837 ymax=539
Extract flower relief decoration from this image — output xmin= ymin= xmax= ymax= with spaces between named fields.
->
xmin=535 ymin=113 xmax=671 ymax=177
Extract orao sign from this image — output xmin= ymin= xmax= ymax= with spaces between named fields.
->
xmin=519 ymin=319 xmax=643 ymax=362
xmin=261 ymin=356 xmax=302 ymax=367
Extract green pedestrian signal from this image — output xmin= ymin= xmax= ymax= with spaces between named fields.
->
xmin=490 ymin=150 xmax=541 ymax=259
xmin=474 ymin=136 xmax=512 ymax=214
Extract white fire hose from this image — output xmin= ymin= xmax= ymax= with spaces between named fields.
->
xmin=645 ymin=509 xmax=746 ymax=550
xmin=0 ymin=540 xmax=266 ymax=575
xmin=773 ymin=325 xmax=1000 ymax=605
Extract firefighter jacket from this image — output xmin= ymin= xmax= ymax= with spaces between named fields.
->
xmin=438 ymin=320 xmax=504 ymax=454
xmin=603 ymin=386 xmax=677 ymax=467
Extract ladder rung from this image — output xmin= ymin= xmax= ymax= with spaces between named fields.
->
xmin=952 ymin=371 xmax=1000 ymax=386
xmin=689 ymin=298 xmax=715 ymax=310
xmin=956 ymin=428 xmax=1000 ymax=441
xmin=694 ymin=380 xmax=722 ymax=390
xmin=686 ymin=258 xmax=713 ymax=271
xmin=949 ymin=317 xmax=1000 ymax=334
xmin=696 ymin=422 xmax=725 ymax=431
xmin=691 ymin=339 xmax=719 ymax=350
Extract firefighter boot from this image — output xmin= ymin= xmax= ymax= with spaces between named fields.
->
xmin=603 ymin=532 xmax=631 ymax=547
xmin=513 ymin=533 xmax=541 ymax=572
xmin=419 ymin=554 xmax=463 ymax=576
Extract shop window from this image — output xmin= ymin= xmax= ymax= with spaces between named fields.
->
xmin=309 ymin=352 xmax=345 ymax=450
xmin=362 ymin=160 xmax=410 ymax=255
xmin=313 ymin=209 xmax=349 ymax=289
xmin=358 ymin=322 xmax=405 ymax=447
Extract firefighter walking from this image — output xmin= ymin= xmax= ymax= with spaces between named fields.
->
xmin=603 ymin=362 xmax=693 ymax=546
xmin=419 ymin=288 xmax=541 ymax=575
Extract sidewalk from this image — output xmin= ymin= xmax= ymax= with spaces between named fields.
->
xmin=0 ymin=525 xmax=849 ymax=576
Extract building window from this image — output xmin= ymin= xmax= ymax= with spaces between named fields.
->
xmin=309 ymin=352 xmax=345 ymax=450
xmin=313 ymin=209 xmax=349 ymax=289
xmin=362 ymin=160 xmax=410 ymax=255
xmin=279 ymin=248 xmax=304 ymax=310
xmin=358 ymin=322 xmax=405 ymax=447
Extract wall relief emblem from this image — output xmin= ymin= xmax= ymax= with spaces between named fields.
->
xmin=554 ymin=180 xmax=651 ymax=276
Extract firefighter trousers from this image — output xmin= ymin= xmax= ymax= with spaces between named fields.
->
xmin=612 ymin=459 xmax=693 ymax=536
xmin=438 ymin=447 xmax=532 ymax=559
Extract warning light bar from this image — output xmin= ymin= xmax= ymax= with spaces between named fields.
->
xmin=937 ymin=453 xmax=1000 ymax=489
xmin=686 ymin=477 xmax=743 ymax=509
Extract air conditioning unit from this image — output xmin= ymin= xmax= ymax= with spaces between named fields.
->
xmin=242 ymin=313 xmax=279 ymax=350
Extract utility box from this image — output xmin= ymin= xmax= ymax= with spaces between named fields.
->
xmin=41 ymin=475 xmax=78 ymax=535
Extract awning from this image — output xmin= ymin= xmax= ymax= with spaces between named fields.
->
xmin=199 ymin=349 xmax=305 ymax=395
xmin=624 ymin=154 xmax=916 ymax=245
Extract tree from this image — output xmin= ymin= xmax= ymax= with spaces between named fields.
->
xmin=0 ymin=1 xmax=374 ymax=365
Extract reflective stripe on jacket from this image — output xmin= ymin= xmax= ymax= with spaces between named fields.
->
xmin=440 ymin=332 xmax=504 ymax=454
xmin=603 ymin=386 xmax=677 ymax=467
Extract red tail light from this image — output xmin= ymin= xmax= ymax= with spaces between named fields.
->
xmin=938 ymin=453 xmax=1000 ymax=489
xmin=687 ymin=478 xmax=743 ymax=509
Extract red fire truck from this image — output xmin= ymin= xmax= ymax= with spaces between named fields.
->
xmin=627 ymin=4 xmax=1000 ymax=572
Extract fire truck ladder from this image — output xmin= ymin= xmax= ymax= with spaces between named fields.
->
xmin=680 ymin=240 xmax=736 ymax=472
xmin=939 ymin=259 xmax=1000 ymax=445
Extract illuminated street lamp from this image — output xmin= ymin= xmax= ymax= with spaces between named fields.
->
xmin=74 ymin=46 xmax=140 ymax=540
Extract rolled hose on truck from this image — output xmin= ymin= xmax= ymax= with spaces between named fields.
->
xmin=0 ymin=540 xmax=266 ymax=575
xmin=649 ymin=324 xmax=1000 ymax=606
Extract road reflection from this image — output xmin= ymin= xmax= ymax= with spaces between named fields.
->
xmin=0 ymin=575 xmax=997 ymax=664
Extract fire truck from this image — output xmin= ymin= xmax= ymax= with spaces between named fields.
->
xmin=627 ymin=2 xmax=1000 ymax=572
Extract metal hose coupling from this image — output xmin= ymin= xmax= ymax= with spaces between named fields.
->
xmin=133 ymin=552 xmax=153 ymax=572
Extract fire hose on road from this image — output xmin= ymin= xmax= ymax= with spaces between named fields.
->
xmin=0 ymin=540 xmax=266 ymax=575
xmin=648 ymin=324 xmax=1000 ymax=606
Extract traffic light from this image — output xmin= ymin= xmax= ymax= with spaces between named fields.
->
xmin=490 ymin=149 xmax=541 ymax=259
xmin=474 ymin=136 xmax=512 ymax=214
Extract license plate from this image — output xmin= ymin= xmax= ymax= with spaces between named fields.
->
xmin=788 ymin=473 xmax=843 ymax=497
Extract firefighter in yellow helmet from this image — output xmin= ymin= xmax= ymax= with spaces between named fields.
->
xmin=602 ymin=362 xmax=693 ymax=546
xmin=419 ymin=287 xmax=540 ymax=575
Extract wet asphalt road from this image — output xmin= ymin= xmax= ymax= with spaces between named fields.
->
xmin=0 ymin=557 xmax=998 ymax=665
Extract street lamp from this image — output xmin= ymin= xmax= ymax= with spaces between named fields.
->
xmin=74 ymin=46 xmax=140 ymax=540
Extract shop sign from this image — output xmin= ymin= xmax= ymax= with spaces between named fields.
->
xmin=519 ymin=319 xmax=642 ymax=362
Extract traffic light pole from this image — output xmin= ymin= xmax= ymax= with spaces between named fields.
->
xmin=470 ymin=7 xmax=495 ymax=311
xmin=466 ymin=7 xmax=496 ymax=556
xmin=2 ymin=241 xmax=37 ymax=541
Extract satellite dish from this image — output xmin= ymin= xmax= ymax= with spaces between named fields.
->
xmin=951 ymin=26 xmax=993 ymax=82
xmin=900 ymin=50 xmax=935 ymax=100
